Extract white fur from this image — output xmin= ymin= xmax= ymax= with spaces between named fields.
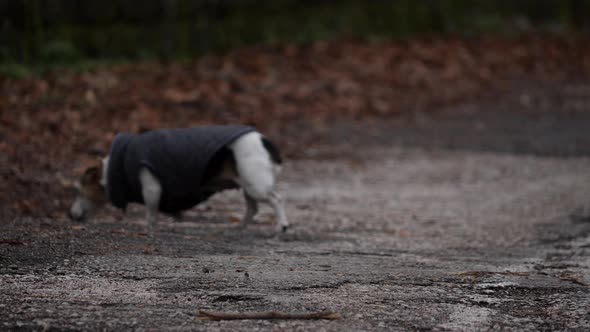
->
xmin=100 ymin=157 xmax=109 ymax=187
xmin=228 ymin=132 xmax=289 ymax=231
xmin=139 ymin=167 xmax=161 ymax=229
xmin=229 ymin=132 xmax=277 ymax=199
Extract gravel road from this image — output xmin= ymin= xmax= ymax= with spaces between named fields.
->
xmin=2 ymin=80 xmax=590 ymax=331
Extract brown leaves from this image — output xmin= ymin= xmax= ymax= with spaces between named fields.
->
xmin=1 ymin=34 xmax=590 ymax=219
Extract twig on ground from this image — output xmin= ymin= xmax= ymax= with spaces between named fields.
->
xmin=559 ymin=272 xmax=588 ymax=286
xmin=197 ymin=310 xmax=341 ymax=321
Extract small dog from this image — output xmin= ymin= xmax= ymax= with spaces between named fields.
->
xmin=70 ymin=125 xmax=289 ymax=232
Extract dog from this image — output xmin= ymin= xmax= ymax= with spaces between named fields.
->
xmin=69 ymin=125 xmax=289 ymax=232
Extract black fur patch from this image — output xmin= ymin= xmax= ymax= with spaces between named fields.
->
xmin=261 ymin=136 xmax=282 ymax=164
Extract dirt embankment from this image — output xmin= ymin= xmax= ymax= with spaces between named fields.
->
xmin=2 ymin=34 xmax=590 ymax=220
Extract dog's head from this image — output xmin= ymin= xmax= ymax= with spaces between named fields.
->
xmin=70 ymin=163 xmax=108 ymax=222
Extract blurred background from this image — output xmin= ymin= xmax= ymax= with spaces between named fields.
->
xmin=1 ymin=0 xmax=589 ymax=73
xmin=1 ymin=1 xmax=590 ymax=218
xmin=0 ymin=0 xmax=590 ymax=76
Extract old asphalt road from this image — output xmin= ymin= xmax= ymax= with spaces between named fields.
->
xmin=1 ymin=81 xmax=590 ymax=331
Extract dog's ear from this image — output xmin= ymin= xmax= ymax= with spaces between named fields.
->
xmin=81 ymin=166 xmax=100 ymax=185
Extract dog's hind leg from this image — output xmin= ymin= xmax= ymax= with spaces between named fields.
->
xmin=267 ymin=190 xmax=289 ymax=233
xmin=234 ymin=164 xmax=289 ymax=233
xmin=230 ymin=132 xmax=289 ymax=233
xmin=241 ymin=184 xmax=289 ymax=233
xmin=241 ymin=191 xmax=259 ymax=228
xmin=139 ymin=167 xmax=161 ymax=233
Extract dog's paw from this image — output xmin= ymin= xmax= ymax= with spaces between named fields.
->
xmin=275 ymin=224 xmax=289 ymax=233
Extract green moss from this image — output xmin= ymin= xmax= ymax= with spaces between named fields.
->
xmin=39 ymin=40 xmax=81 ymax=64
xmin=0 ymin=63 xmax=32 ymax=79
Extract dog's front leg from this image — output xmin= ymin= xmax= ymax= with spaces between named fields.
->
xmin=139 ymin=168 xmax=162 ymax=234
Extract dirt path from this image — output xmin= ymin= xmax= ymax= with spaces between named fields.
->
xmin=2 ymin=81 xmax=590 ymax=331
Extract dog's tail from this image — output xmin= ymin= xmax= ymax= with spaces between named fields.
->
xmin=261 ymin=136 xmax=282 ymax=165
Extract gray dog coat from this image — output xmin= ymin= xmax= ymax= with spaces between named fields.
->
xmin=106 ymin=125 xmax=256 ymax=214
